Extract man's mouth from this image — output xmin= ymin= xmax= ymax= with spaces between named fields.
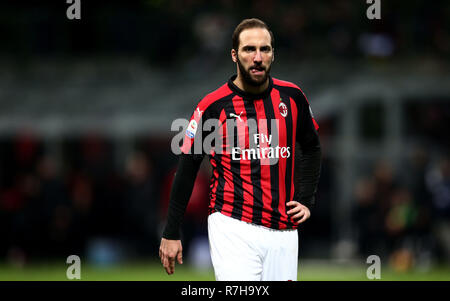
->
xmin=249 ymin=66 xmax=265 ymax=75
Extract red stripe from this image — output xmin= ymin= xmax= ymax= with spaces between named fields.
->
xmin=254 ymin=99 xmax=273 ymax=228
xmin=209 ymin=110 xmax=228 ymax=213
xmin=272 ymin=78 xmax=300 ymax=90
xmin=210 ymin=109 xmax=229 ymax=212
xmin=312 ymin=118 xmax=319 ymax=131
xmin=270 ymin=89 xmax=288 ymax=227
xmin=209 ymin=157 xmax=219 ymax=211
xmin=301 ymin=91 xmax=320 ymax=131
xmin=290 ymin=97 xmax=298 ymax=207
xmin=231 ymin=96 xmax=254 ymax=222
xmin=218 ymin=109 xmax=235 ymax=217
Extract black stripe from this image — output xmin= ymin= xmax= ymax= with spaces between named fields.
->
xmin=262 ymin=94 xmax=281 ymax=229
xmin=279 ymin=89 xmax=294 ymax=228
xmin=243 ymin=99 xmax=263 ymax=225
xmin=212 ymin=154 xmax=225 ymax=213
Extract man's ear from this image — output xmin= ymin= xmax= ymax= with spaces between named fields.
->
xmin=272 ymin=48 xmax=275 ymax=62
xmin=231 ymin=49 xmax=237 ymax=63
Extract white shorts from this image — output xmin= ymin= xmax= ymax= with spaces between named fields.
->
xmin=208 ymin=212 xmax=298 ymax=281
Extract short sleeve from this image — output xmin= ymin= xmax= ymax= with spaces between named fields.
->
xmin=180 ymin=104 xmax=213 ymax=159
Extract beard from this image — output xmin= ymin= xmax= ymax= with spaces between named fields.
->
xmin=236 ymin=56 xmax=272 ymax=87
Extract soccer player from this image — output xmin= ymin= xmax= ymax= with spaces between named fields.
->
xmin=159 ymin=18 xmax=321 ymax=281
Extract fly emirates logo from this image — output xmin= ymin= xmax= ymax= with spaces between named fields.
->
xmin=231 ymin=134 xmax=291 ymax=161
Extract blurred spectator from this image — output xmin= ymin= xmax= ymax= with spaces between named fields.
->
xmin=426 ymin=155 xmax=450 ymax=218
xmin=426 ymin=154 xmax=450 ymax=262
xmin=372 ymin=160 xmax=398 ymax=214
xmin=358 ymin=32 xmax=395 ymax=58
xmin=14 ymin=130 xmax=42 ymax=172
xmin=352 ymin=177 xmax=382 ymax=257
xmin=190 ymin=11 xmax=233 ymax=72
xmin=383 ymin=188 xmax=418 ymax=261
xmin=66 ymin=171 xmax=94 ymax=257
xmin=121 ymin=151 xmax=159 ymax=257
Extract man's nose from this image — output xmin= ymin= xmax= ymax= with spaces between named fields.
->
xmin=253 ymin=50 xmax=262 ymax=63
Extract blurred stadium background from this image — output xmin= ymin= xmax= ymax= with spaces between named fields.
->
xmin=0 ymin=0 xmax=449 ymax=280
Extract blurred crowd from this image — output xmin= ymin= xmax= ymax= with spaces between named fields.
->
xmin=0 ymin=132 xmax=211 ymax=266
xmin=1 ymin=131 xmax=448 ymax=269
xmin=1 ymin=0 xmax=449 ymax=64
xmin=352 ymin=150 xmax=450 ymax=271
xmin=0 ymin=0 xmax=449 ymax=269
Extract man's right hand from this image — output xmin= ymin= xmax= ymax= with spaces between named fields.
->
xmin=159 ymin=238 xmax=183 ymax=275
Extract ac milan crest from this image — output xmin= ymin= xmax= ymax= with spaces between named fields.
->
xmin=279 ymin=102 xmax=288 ymax=117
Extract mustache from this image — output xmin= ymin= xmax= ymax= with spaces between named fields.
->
xmin=249 ymin=65 xmax=265 ymax=71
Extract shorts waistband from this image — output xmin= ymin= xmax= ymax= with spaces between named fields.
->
xmin=211 ymin=211 xmax=297 ymax=232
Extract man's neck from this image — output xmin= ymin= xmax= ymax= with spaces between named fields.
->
xmin=233 ymin=74 xmax=269 ymax=95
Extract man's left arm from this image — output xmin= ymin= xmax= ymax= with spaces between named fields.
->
xmin=291 ymin=94 xmax=322 ymax=220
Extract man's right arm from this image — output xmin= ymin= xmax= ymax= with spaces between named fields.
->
xmin=162 ymin=154 xmax=203 ymax=239
xmin=160 ymin=154 xmax=203 ymax=275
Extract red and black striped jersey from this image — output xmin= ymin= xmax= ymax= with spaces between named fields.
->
xmin=180 ymin=75 xmax=319 ymax=230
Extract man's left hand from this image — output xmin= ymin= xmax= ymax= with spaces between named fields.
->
xmin=286 ymin=201 xmax=311 ymax=224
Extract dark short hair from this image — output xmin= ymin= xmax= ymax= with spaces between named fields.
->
xmin=232 ymin=18 xmax=274 ymax=51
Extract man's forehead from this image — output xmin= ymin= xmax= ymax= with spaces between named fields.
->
xmin=239 ymin=28 xmax=271 ymax=47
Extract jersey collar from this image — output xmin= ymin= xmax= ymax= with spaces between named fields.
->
xmin=227 ymin=75 xmax=273 ymax=99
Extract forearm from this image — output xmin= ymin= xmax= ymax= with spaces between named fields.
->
xmin=294 ymin=140 xmax=322 ymax=210
xmin=162 ymin=154 xmax=203 ymax=240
